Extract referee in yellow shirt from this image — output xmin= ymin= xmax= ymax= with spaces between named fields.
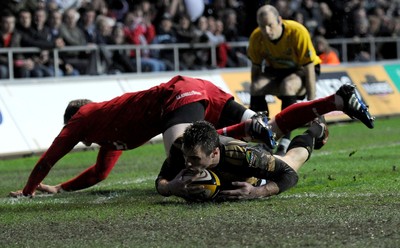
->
xmin=248 ymin=4 xmax=321 ymax=155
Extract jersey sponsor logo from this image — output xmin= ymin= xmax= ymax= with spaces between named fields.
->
xmin=245 ymin=149 xmax=261 ymax=168
xmin=176 ymin=90 xmax=202 ymax=100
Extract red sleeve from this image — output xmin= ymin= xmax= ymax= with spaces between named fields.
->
xmin=61 ymin=147 xmax=122 ymax=191
xmin=217 ymin=43 xmax=229 ymax=68
xmin=22 ymin=125 xmax=82 ymax=195
xmin=124 ymin=28 xmax=138 ymax=44
xmin=145 ymin=24 xmax=156 ymax=43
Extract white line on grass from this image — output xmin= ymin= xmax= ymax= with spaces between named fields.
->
xmin=0 ymin=176 xmax=157 ymax=205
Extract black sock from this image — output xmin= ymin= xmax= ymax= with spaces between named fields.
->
xmin=280 ymin=95 xmax=297 ymax=109
xmin=250 ymin=95 xmax=269 ymax=114
xmin=287 ymin=133 xmax=314 ymax=161
xmin=305 ymin=123 xmax=323 ymax=139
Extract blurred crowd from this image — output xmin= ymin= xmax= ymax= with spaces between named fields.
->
xmin=0 ymin=0 xmax=399 ymax=78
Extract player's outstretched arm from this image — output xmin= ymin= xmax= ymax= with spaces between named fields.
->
xmin=217 ymin=181 xmax=280 ymax=200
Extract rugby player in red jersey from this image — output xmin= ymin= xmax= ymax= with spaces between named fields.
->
xmin=9 ymin=75 xmax=274 ymax=197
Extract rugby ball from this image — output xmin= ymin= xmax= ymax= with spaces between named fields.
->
xmin=184 ymin=169 xmax=221 ymax=201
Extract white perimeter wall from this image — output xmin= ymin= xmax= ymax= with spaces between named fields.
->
xmin=0 ymin=72 xmax=231 ymax=158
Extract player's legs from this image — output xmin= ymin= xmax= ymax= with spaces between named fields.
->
xmin=162 ymin=102 xmax=206 ymax=155
xmin=163 ymin=123 xmax=192 ymax=154
xmin=278 ymin=119 xmax=327 ymax=172
xmin=335 ymin=84 xmax=374 ymax=128
xmin=217 ymin=100 xmax=276 ymax=149
xmin=218 ymin=99 xmax=255 ymax=126
xmin=249 ymin=75 xmax=277 ymax=113
xmin=276 ymin=73 xmax=303 ymax=155
xmin=268 ymin=94 xmax=336 ymax=139
xmin=269 ymin=84 xmax=374 ymax=140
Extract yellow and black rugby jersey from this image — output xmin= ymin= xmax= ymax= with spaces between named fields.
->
xmin=213 ymin=139 xmax=276 ymax=189
xmin=157 ymin=136 xmax=276 ymax=187
xmin=247 ymin=20 xmax=321 ymax=69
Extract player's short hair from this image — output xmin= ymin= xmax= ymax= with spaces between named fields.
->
xmin=63 ymin=99 xmax=92 ymax=124
xmin=183 ymin=121 xmax=220 ymax=156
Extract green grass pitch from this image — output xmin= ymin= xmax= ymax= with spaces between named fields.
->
xmin=0 ymin=117 xmax=399 ymax=247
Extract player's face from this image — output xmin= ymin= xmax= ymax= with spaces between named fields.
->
xmin=257 ymin=13 xmax=282 ymax=41
xmin=183 ymin=146 xmax=219 ymax=170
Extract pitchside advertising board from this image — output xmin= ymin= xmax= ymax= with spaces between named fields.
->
xmin=0 ymin=66 xmax=399 ymax=157
xmin=222 ymin=63 xmax=400 ymax=121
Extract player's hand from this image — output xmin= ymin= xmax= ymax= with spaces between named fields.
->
xmin=168 ymin=169 xmax=204 ymax=198
xmin=9 ymin=189 xmax=34 ymax=198
xmin=218 ymin=181 xmax=260 ymax=200
xmin=36 ymin=183 xmax=62 ymax=194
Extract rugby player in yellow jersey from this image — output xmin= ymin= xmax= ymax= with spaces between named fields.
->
xmin=248 ymin=4 xmax=322 ymax=155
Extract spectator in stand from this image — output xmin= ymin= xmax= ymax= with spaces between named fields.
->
xmin=47 ymin=9 xmax=79 ymax=76
xmin=16 ymin=9 xmax=53 ymax=78
xmin=59 ymin=7 xmax=97 ymax=75
xmin=222 ymin=8 xmax=242 ymax=42
xmin=348 ymin=7 xmax=371 ymax=62
xmin=214 ymin=19 xmax=231 ymax=68
xmin=314 ymin=35 xmax=340 ymax=65
xmin=123 ymin=7 xmax=166 ymax=72
xmin=79 ymin=7 xmax=98 ymax=44
xmin=175 ymin=14 xmax=199 ymax=70
xmin=274 ymin=0 xmax=293 ymax=19
xmin=95 ymin=15 xmax=114 ymax=45
xmin=0 ymin=11 xmax=28 ymax=79
xmin=32 ymin=8 xmax=65 ymax=77
xmin=221 ymin=8 xmax=247 ymax=67
xmin=319 ymin=2 xmax=334 ymax=37
xmin=81 ymin=0 xmax=108 ymax=16
xmin=94 ymin=15 xmax=115 ymax=73
xmin=33 ymin=9 xmax=65 ymax=50
xmin=152 ymin=13 xmax=177 ymax=71
xmin=0 ymin=0 xmax=46 ymax=15
xmin=140 ymin=0 xmax=157 ymax=25
xmin=105 ymin=23 xmax=136 ymax=74
xmin=368 ymin=6 xmax=397 ymax=60
xmin=194 ymin=15 xmax=231 ymax=69
xmin=207 ymin=16 xmax=230 ymax=68
xmin=297 ymin=0 xmax=325 ymax=36
xmin=107 ymin=0 xmax=129 ymax=22
xmin=193 ymin=16 xmax=213 ymax=69
xmin=225 ymin=0 xmax=247 ymax=39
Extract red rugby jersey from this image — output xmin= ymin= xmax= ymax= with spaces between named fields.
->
xmin=22 ymin=75 xmax=233 ymax=195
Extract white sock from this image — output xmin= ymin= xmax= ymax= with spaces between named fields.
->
xmin=240 ymin=109 xmax=256 ymax=122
